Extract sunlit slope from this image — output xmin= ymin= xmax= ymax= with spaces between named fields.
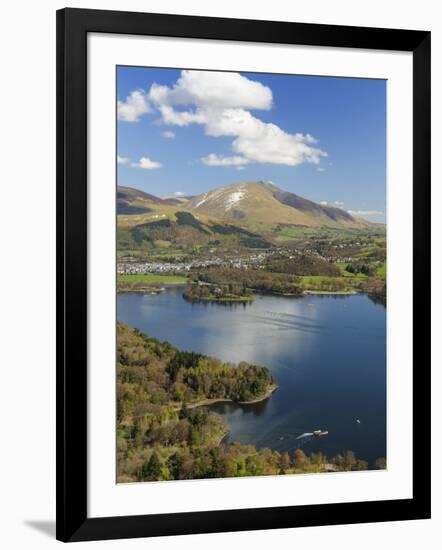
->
xmin=117 ymin=207 xmax=271 ymax=251
xmin=116 ymin=182 xmax=383 ymax=251
xmin=186 ymin=181 xmax=371 ymax=229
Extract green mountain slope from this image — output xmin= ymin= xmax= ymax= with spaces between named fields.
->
xmin=117 ymin=209 xmax=271 ymax=252
xmin=117 ymin=182 xmax=383 ymax=253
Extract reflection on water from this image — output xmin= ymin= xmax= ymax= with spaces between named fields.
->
xmin=211 ymin=398 xmax=271 ymax=418
xmin=117 ymin=287 xmax=386 ymax=465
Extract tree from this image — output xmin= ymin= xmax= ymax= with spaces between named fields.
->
xmin=173 ymin=383 xmax=185 ymax=402
xmin=353 ymin=459 xmax=369 ymax=471
xmin=209 ymin=448 xmax=227 ymax=478
xmin=166 ymin=355 xmax=181 ymax=383
xmin=375 ymin=457 xmax=387 ymax=470
xmin=141 ymin=452 xmax=162 ymax=481
xmin=179 ymin=400 xmax=189 ymax=420
xmin=188 ymin=426 xmax=201 ymax=447
xmin=245 ymin=454 xmax=265 ymax=476
xmin=310 ymin=452 xmax=326 ymax=468
xmin=132 ymin=417 xmax=147 ymax=449
xmin=280 ymin=451 xmax=291 ymax=472
xmin=334 ymin=450 xmax=357 ymax=471
xmin=342 ymin=450 xmax=357 ymax=470
xmin=292 ymin=449 xmax=308 ymax=470
xmin=167 ymin=451 xmax=185 ymax=479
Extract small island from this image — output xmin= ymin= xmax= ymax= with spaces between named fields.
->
xmin=183 ymin=282 xmax=255 ymax=303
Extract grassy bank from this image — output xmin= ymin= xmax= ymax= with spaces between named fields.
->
xmin=118 ymin=273 xmax=189 ymax=283
xmin=376 ymin=262 xmax=387 ymax=279
xmin=298 ymin=275 xmax=360 ymax=293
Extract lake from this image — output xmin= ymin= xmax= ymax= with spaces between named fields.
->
xmin=117 ymin=287 xmax=386 ymax=466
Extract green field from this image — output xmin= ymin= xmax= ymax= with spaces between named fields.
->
xmin=118 ymin=273 xmax=189 ymax=283
xmin=336 ymin=263 xmax=368 ymax=279
xmin=376 ymin=262 xmax=387 ymax=279
xmin=298 ymin=275 xmax=360 ymax=293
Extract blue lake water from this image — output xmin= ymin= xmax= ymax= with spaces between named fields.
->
xmin=117 ymin=287 xmax=386 ymax=465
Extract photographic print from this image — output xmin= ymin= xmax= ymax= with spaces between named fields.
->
xmin=116 ymin=66 xmax=387 ymax=484
xmin=57 ymin=10 xmax=430 ymax=540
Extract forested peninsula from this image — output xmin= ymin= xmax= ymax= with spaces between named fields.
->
xmin=117 ymin=324 xmax=383 ymax=482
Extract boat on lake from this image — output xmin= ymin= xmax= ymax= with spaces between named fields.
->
xmin=296 ymin=429 xmax=329 ymax=440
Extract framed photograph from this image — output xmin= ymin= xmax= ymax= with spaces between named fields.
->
xmin=56 ymin=8 xmax=431 ymax=542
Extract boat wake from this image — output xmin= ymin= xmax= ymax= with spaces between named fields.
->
xmin=296 ymin=432 xmax=314 ymax=440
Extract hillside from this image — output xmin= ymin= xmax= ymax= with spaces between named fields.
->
xmin=117 ymin=185 xmax=170 ymax=214
xmin=117 ymin=182 xmax=383 ymax=254
xmin=161 ymin=195 xmax=195 ymax=205
xmin=186 ymin=181 xmax=370 ymax=231
xmin=117 ymin=209 xmax=271 ymax=252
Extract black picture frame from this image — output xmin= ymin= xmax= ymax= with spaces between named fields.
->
xmin=56 ymin=7 xmax=431 ymax=542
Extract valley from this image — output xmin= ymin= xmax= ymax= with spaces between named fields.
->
xmin=117 ymin=181 xmax=386 ymax=303
xmin=116 ymin=180 xmax=387 ymax=481
xmin=115 ymin=67 xmax=388 ymax=484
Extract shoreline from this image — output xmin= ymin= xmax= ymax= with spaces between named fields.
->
xmin=119 ymin=280 xmax=361 ymax=298
xmin=117 ymin=287 xmax=165 ymax=294
xmin=238 ymin=384 xmax=278 ymax=404
xmin=172 ymin=384 xmax=278 ymax=412
xmin=117 ymin=281 xmax=189 ymax=294
xmin=183 ymin=296 xmax=255 ymax=304
xmin=303 ymin=289 xmax=358 ymax=295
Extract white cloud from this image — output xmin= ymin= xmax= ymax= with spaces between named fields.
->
xmin=201 ymin=153 xmax=249 ymax=167
xmin=348 ymin=209 xmax=383 ymax=217
xmin=146 ymin=70 xmax=326 ymax=167
xmin=173 ymin=191 xmax=186 ymax=197
xmin=131 ymin=157 xmax=162 ymax=170
xmin=157 ymin=104 xmax=205 ymax=127
xmin=161 ymin=130 xmax=176 ymax=139
xmin=118 ymin=90 xmax=151 ymax=122
xmin=117 ymin=155 xmax=130 ymax=165
xmin=149 ymin=70 xmax=272 ymax=111
xmin=236 ymin=166 xmax=246 ymax=171
xmin=317 ymin=167 xmax=326 ymax=172
xmin=202 ymin=108 xmax=326 ymax=166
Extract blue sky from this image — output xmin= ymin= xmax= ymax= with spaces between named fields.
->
xmin=117 ymin=66 xmax=386 ymax=222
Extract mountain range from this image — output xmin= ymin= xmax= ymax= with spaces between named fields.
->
xmin=117 ymin=181 xmax=381 ymax=250
xmin=185 ymin=181 xmax=362 ymax=228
